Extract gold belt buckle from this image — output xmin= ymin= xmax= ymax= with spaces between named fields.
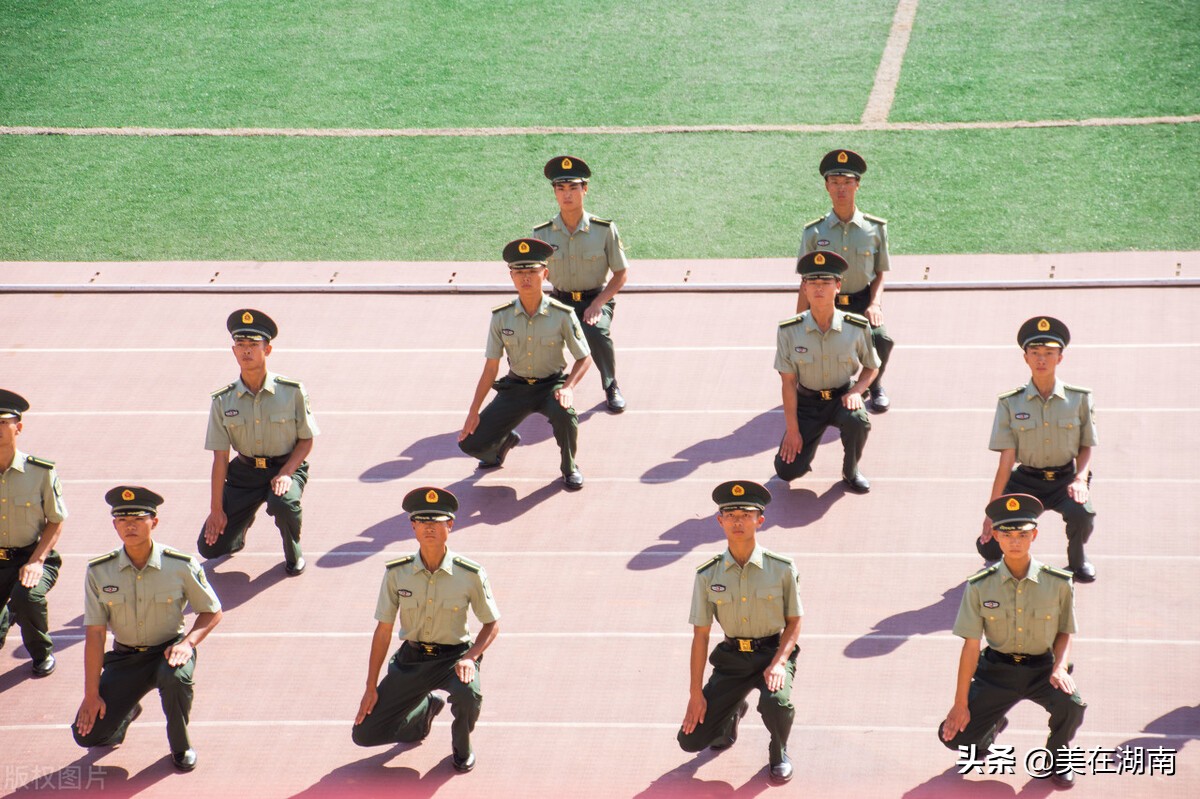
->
xmin=1043 ymin=470 xmax=1056 ymax=480
xmin=737 ymin=638 xmax=753 ymax=653
xmin=571 ymin=291 xmax=582 ymax=301
xmin=420 ymin=643 xmax=438 ymax=655
xmin=0 ymin=549 xmax=9 ymax=560
xmin=525 ymin=377 xmax=537 ymax=385
xmin=837 ymin=295 xmax=850 ymax=305
xmin=1010 ymin=653 xmax=1026 ymax=664
xmin=255 ymin=457 xmax=268 ymax=469
xmin=819 ymin=389 xmax=833 ymax=401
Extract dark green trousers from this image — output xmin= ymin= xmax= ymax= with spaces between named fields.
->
xmin=677 ymin=642 xmax=799 ymax=763
xmin=459 ymin=376 xmax=578 ymax=476
xmin=838 ymin=287 xmax=893 ymax=390
xmin=938 ymin=649 xmax=1086 ymax=756
xmin=352 ymin=642 xmax=482 ymax=760
xmin=773 ymin=392 xmax=871 ymax=481
xmin=72 ymin=642 xmax=197 ymax=752
xmin=556 ymin=295 xmax=618 ymax=389
xmin=196 ymin=458 xmax=308 ymax=565
xmin=0 ymin=548 xmax=60 ymax=662
xmin=977 ymin=468 xmax=1095 ymax=566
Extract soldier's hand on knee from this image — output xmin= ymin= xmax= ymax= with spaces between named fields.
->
xmin=355 ymin=686 xmax=379 ymax=725
xmin=459 ymin=412 xmax=480 ymax=442
xmin=75 ymin=695 xmax=106 ymax=736
xmin=454 ymin=657 xmax=477 ymax=684
xmin=1050 ymin=666 xmax=1076 ymax=695
xmin=779 ymin=430 xmax=802 ymax=463
xmin=842 ymin=392 xmax=865 ymax=411
xmin=203 ymin=511 xmax=227 ymax=546
xmin=1067 ymin=478 xmax=1089 ymax=504
xmin=979 ymin=518 xmax=994 ymax=544
xmin=270 ymin=473 xmax=293 ymax=497
xmin=165 ymin=640 xmax=195 ymax=668
xmin=583 ymin=302 xmax=603 ymax=325
xmin=18 ymin=561 xmax=43 ymax=589
xmin=681 ymin=694 xmax=707 ymax=734
xmin=941 ymin=703 xmax=970 ymax=741
xmin=763 ymin=662 xmax=787 ymax=693
xmin=866 ymin=303 xmax=883 ymax=327
xmin=554 ymin=386 xmax=573 ymax=409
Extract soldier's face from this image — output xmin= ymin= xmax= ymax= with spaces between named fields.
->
xmin=232 ymin=339 xmax=272 ymax=369
xmin=553 ymin=181 xmax=587 ymax=213
xmin=113 ymin=514 xmax=158 ymax=548
xmin=0 ymin=417 xmax=21 ymax=446
xmin=995 ymin=526 xmax=1038 ymax=556
xmin=802 ymin=276 xmax=841 ymax=305
xmin=509 ymin=267 xmax=547 ymax=293
xmin=716 ymin=509 xmax=764 ymax=543
xmin=1023 ymin=345 xmax=1063 ymax=376
xmin=825 ymin=175 xmax=859 ymax=206
xmin=411 ymin=518 xmax=453 ymax=547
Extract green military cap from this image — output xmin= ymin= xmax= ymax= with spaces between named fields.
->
xmin=819 ymin=148 xmax=867 ymax=178
xmin=503 ymin=238 xmax=555 ymax=269
xmin=544 ymin=155 xmax=591 ymax=184
xmin=712 ymin=480 xmax=772 ymax=512
xmin=797 ymin=250 xmax=849 ymax=279
xmin=402 ymin=486 xmax=459 ymax=522
xmin=0 ymin=389 xmax=30 ymax=420
xmin=986 ymin=493 xmax=1044 ymax=531
xmin=227 ymin=309 xmax=278 ymax=341
xmin=105 ymin=485 xmax=166 ymax=517
xmin=1017 ymin=316 xmax=1070 ymax=349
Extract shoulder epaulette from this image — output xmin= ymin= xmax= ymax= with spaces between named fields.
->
xmin=547 ymin=298 xmax=575 ymax=313
xmin=163 ymin=549 xmax=195 ymax=562
xmin=453 ymin=556 xmax=482 ymax=573
xmin=779 ymin=314 xmax=804 ymax=328
xmin=210 ymin=383 xmax=236 ymax=399
xmin=386 ymin=555 xmax=415 ymax=569
xmin=803 ymin=216 xmax=824 ymax=229
xmin=862 ymin=213 xmax=888 ymax=225
xmin=88 ymin=551 xmax=119 ymax=567
xmin=275 ymin=377 xmax=302 ymax=388
xmin=1063 ymin=384 xmax=1092 ymax=393
xmin=492 ymin=300 xmax=514 ymax=313
xmin=532 ymin=221 xmax=552 ymax=231
xmin=764 ymin=551 xmax=795 ymax=566
xmin=696 ymin=554 xmax=722 ymax=574
xmin=844 ymin=312 xmax=870 ymax=328
xmin=966 ymin=564 xmax=999 ymax=583
xmin=1041 ymin=564 xmax=1074 ymax=580
xmin=25 ymin=455 xmax=55 ymax=469
xmin=589 ymin=217 xmax=612 ymax=226
xmin=998 ymin=387 xmax=1023 ymax=399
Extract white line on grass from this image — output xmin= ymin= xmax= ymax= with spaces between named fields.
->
xmin=863 ymin=0 xmax=920 ymax=124
xmin=2 ymin=116 xmax=1198 ymax=139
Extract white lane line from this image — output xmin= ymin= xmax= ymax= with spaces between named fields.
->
xmin=4 ymin=343 xmax=1198 ymax=354
xmin=3 ymin=115 xmax=1198 ymax=138
xmin=22 ymin=408 xmax=1199 ymax=416
xmin=863 ymin=0 xmax=920 ymax=124
xmin=0 ymin=720 xmax=1191 ymax=739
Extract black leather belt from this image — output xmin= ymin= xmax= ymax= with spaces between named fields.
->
xmin=407 ymin=641 xmax=469 ymax=657
xmin=1018 ymin=463 xmax=1074 ymax=482
xmin=114 ymin=640 xmax=174 ymax=654
xmin=796 ymin=382 xmax=852 ymax=402
xmin=551 ymin=288 xmax=601 ymax=303
xmin=724 ymin=633 xmax=781 ymax=653
xmin=835 ymin=286 xmax=872 ymax=310
xmin=503 ymin=372 xmax=564 ymax=386
xmin=236 ymin=453 xmax=290 ymax=470
xmin=0 ymin=545 xmax=34 ymax=562
xmin=985 ymin=648 xmax=1054 ymax=667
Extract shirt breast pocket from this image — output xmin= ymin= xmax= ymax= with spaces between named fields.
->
xmin=857 ymin=247 xmax=875 ymax=266
xmin=103 ymin=593 xmax=128 ymax=624
xmin=981 ymin=609 xmax=1010 ymax=648
xmin=756 ymin=588 xmax=785 ymax=629
xmin=1032 ymin=605 xmax=1058 ymax=639
xmin=792 ymin=352 xmax=815 ymax=369
xmin=270 ymin=412 xmax=297 ymax=438
xmin=539 ymin=336 xmax=562 ymax=349
xmin=582 ymin=243 xmax=606 ymax=265
xmin=397 ymin=593 xmax=422 ymax=626
xmin=1058 ymin=419 xmax=1081 ymax=453
xmin=155 ymin=590 xmax=183 ymax=612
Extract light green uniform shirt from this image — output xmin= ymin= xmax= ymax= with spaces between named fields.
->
xmin=374 ymin=549 xmax=500 ymax=645
xmin=989 ymin=379 xmax=1097 ymax=467
xmin=689 ymin=544 xmax=803 ymax=639
xmin=952 ymin=558 xmax=1076 ymax=655
xmin=531 ymin=211 xmax=629 ymax=292
xmin=84 ymin=540 xmax=221 ymax=647
xmin=484 ymin=296 xmax=591 ymax=380
xmin=774 ymin=311 xmax=880 ymax=391
xmin=205 ymin=371 xmax=320 ymax=457
xmin=799 ymin=208 xmax=890 ymax=295
xmin=0 ymin=450 xmax=67 ymax=548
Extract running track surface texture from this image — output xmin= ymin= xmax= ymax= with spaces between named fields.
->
xmin=0 ymin=254 xmax=1196 ymax=799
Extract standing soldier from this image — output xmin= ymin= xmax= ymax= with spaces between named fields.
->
xmin=678 ymin=481 xmax=802 ymax=785
xmin=353 ymin=487 xmax=500 ymax=773
xmin=941 ymin=494 xmax=1085 ymax=790
xmin=774 ymin=251 xmax=880 ymax=493
xmin=199 ymin=309 xmax=320 ymax=576
xmin=0 ymin=389 xmax=67 ymax=678
xmin=797 ymin=149 xmax=893 ymax=412
xmin=531 ymin=155 xmax=630 ymax=413
xmin=979 ymin=317 xmax=1097 ymax=583
xmin=73 ymin=486 xmax=223 ymax=771
xmin=459 ymin=238 xmax=592 ymax=490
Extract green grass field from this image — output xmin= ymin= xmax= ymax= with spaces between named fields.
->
xmin=1 ymin=0 xmax=1197 ymax=261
